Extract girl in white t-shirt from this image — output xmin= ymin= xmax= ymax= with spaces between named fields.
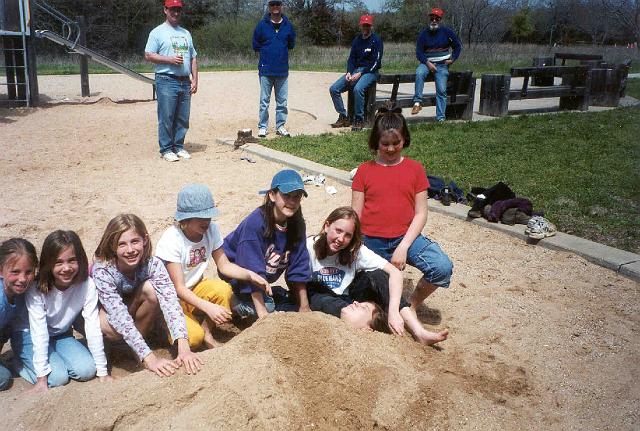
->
xmin=307 ymin=207 xmax=448 ymax=345
xmin=19 ymin=230 xmax=112 ymax=393
xmin=156 ymin=184 xmax=269 ymax=349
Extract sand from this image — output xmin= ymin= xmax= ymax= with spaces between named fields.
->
xmin=0 ymin=71 xmax=638 ymax=430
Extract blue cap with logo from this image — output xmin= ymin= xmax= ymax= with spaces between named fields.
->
xmin=260 ymin=169 xmax=307 ymax=196
xmin=175 ymin=184 xmax=219 ymax=221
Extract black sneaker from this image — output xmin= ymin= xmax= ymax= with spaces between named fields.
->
xmin=351 ymin=120 xmax=364 ymax=132
xmin=331 ymin=115 xmax=351 ymax=128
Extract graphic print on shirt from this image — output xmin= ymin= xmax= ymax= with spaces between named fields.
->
xmin=265 ymin=244 xmax=290 ymax=275
xmin=312 ymin=267 xmax=346 ymax=291
xmin=170 ymin=36 xmax=188 ymax=55
xmin=188 ymin=247 xmax=206 ymax=269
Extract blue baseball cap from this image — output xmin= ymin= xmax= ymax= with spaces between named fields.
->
xmin=260 ymin=169 xmax=307 ymax=196
xmin=175 ymin=184 xmax=219 ymax=221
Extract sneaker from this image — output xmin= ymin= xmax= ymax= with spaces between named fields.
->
xmin=331 ymin=115 xmax=351 ymax=128
xmin=351 ymin=120 xmax=364 ymax=132
xmin=276 ymin=126 xmax=291 ymax=137
xmin=411 ymin=103 xmax=422 ymax=115
xmin=176 ymin=149 xmax=191 ymax=159
xmin=526 ymin=216 xmax=557 ymax=239
xmin=257 ymin=128 xmax=267 ymax=138
xmin=162 ymin=152 xmax=179 ymax=162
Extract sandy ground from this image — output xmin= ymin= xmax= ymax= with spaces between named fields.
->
xmin=0 ymin=71 xmax=638 ymax=430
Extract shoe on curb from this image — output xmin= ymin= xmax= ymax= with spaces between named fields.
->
xmin=176 ymin=149 xmax=191 ymax=159
xmin=162 ymin=152 xmax=179 ymax=162
xmin=351 ymin=120 xmax=364 ymax=132
xmin=526 ymin=216 xmax=557 ymax=239
xmin=258 ymin=128 xmax=267 ymax=138
xmin=525 ymin=216 xmax=544 ymax=234
xmin=276 ymin=126 xmax=291 ymax=137
xmin=411 ymin=103 xmax=422 ymax=115
xmin=331 ymin=115 xmax=351 ymax=128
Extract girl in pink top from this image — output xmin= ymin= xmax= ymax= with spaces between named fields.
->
xmin=351 ymin=107 xmax=453 ymax=312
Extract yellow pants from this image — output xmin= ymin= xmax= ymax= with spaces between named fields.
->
xmin=180 ymin=278 xmax=233 ymax=349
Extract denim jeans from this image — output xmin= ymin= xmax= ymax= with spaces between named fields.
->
xmin=363 ymin=234 xmax=453 ymax=288
xmin=11 ymin=330 xmax=97 ymax=387
xmin=413 ymin=63 xmax=449 ymax=121
xmin=232 ymin=291 xmax=276 ymax=319
xmin=155 ymin=73 xmax=192 ymax=155
xmin=329 ymin=68 xmax=378 ymax=122
xmin=259 ymin=75 xmax=288 ymax=130
xmin=0 ymin=362 xmax=11 ymax=391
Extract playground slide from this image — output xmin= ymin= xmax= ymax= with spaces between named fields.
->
xmin=35 ymin=30 xmax=155 ymax=86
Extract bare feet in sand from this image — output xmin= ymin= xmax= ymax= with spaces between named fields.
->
xmin=412 ymin=328 xmax=449 ymax=346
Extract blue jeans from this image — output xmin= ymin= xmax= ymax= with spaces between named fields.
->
xmin=11 ymin=330 xmax=97 ymax=387
xmin=0 ymin=362 xmax=11 ymax=391
xmin=259 ymin=75 xmax=288 ymax=130
xmin=363 ymin=234 xmax=453 ymax=288
xmin=413 ymin=63 xmax=449 ymax=121
xmin=232 ymin=291 xmax=276 ymax=319
xmin=155 ymin=73 xmax=192 ymax=155
xmin=329 ymin=69 xmax=378 ymax=122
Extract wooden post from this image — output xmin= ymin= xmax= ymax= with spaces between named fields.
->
xmin=77 ymin=16 xmax=90 ymax=97
xmin=589 ymin=67 xmax=623 ymax=107
xmin=363 ymin=82 xmax=377 ymax=126
xmin=559 ymin=68 xmax=590 ymax=111
xmin=479 ymin=74 xmax=510 ymax=117
xmin=532 ymin=56 xmax=554 ymax=86
xmin=445 ymin=71 xmax=474 ymax=120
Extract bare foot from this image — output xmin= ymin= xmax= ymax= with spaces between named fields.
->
xmin=202 ymin=334 xmax=220 ymax=350
xmin=413 ymin=328 xmax=449 ymax=346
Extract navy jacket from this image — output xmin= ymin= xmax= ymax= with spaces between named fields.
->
xmin=252 ymin=14 xmax=296 ymax=77
xmin=416 ymin=26 xmax=462 ymax=65
xmin=347 ymin=33 xmax=383 ymax=74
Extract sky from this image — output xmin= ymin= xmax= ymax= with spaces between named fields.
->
xmin=363 ymin=0 xmax=386 ymax=12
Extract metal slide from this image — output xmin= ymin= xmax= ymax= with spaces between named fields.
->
xmin=35 ymin=29 xmax=155 ymax=86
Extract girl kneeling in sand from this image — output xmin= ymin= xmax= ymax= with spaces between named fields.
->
xmin=307 ymin=207 xmax=448 ymax=345
xmin=17 ymin=231 xmax=112 ymax=393
xmin=93 ymin=214 xmax=202 ymax=377
xmin=222 ymin=170 xmax=312 ymax=319
xmin=156 ymin=184 xmax=269 ymax=349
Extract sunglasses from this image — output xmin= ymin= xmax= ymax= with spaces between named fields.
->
xmin=429 ymin=16 xmax=442 ymax=21
xmin=168 ymin=7 xmax=182 ymax=12
xmin=269 ymin=2 xmax=283 ymax=6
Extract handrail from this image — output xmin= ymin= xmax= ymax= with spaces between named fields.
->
xmin=33 ymin=0 xmax=80 ymax=47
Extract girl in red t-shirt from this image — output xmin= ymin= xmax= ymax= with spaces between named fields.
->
xmin=351 ymin=108 xmax=453 ymax=312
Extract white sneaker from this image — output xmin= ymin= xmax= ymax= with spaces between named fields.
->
xmin=258 ymin=128 xmax=267 ymax=138
xmin=162 ymin=152 xmax=179 ymax=162
xmin=276 ymin=126 xmax=291 ymax=137
xmin=176 ymin=149 xmax=191 ymax=159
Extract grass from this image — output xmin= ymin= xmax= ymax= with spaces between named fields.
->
xmin=34 ymin=43 xmax=640 ymax=76
xmin=259 ymin=93 xmax=640 ymax=254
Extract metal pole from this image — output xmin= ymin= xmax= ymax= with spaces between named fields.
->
xmin=77 ymin=15 xmax=90 ymax=97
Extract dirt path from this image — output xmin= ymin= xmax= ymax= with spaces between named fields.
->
xmin=0 ymin=72 xmax=638 ymax=430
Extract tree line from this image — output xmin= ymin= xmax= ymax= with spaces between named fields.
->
xmin=31 ymin=0 xmax=639 ymax=60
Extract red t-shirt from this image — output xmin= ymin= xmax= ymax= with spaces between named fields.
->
xmin=352 ymin=158 xmax=430 ymax=238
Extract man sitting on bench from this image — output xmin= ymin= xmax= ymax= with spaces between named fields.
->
xmin=329 ymin=14 xmax=383 ymax=132
xmin=412 ymin=7 xmax=462 ymax=122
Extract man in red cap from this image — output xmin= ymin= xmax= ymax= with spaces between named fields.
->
xmin=329 ymin=14 xmax=383 ymax=131
xmin=411 ymin=7 xmax=462 ymax=121
xmin=144 ymin=0 xmax=198 ymax=162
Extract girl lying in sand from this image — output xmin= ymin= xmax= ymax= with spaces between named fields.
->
xmin=306 ymin=207 xmax=448 ymax=345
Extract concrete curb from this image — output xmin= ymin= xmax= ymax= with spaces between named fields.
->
xmin=218 ymin=138 xmax=640 ymax=283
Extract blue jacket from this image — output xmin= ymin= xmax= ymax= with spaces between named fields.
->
xmin=416 ymin=26 xmax=462 ymax=64
xmin=252 ymin=14 xmax=296 ymax=77
xmin=347 ymin=33 xmax=383 ymax=74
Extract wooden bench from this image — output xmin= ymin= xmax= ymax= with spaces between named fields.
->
xmin=479 ymin=65 xmax=591 ymax=117
xmin=532 ymin=53 xmax=604 ymax=86
xmin=347 ymin=71 xmax=475 ymax=125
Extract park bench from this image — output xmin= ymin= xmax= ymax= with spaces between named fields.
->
xmin=479 ymin=65 xmax=591 ymax=117
xmin=347 ymin=70 xmax=475 ymax=125
xmin=532 ymin=53 xmax=604 ymax=85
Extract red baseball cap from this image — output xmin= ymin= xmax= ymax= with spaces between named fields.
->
xmin=165 ymin=0 xmax=183 ymax=7
xmin=359 ymin=14 xmax=374 ymax=26
xmin=429 ymin=8 xmax=444 ymax=18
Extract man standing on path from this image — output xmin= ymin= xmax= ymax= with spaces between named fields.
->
xmin=329 ymin=14 xmax=383 ymax=132
xmin=253 ymin=0 xmax=296 ymax=138
xmin=411 ymin=8 xmax=461 ymax=122
xmin=144 ymin=0 xmax=198 ymax=162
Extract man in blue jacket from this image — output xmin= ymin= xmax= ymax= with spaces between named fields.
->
xmin=329 ymin=14 xmax=383 ymax=132
xmin=412 ymin=7 xmax=462 ymax=121
xmin=253 ymin=0 xmax=296 ymax=138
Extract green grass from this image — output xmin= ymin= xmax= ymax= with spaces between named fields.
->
xmin=260 ymin=103 xmax=640 ymax=253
